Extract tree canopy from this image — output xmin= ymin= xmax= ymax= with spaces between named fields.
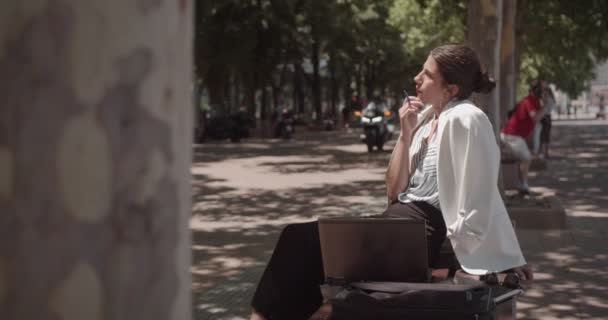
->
xmin=196 ymin=0 xmax=608 ymax=117
xmin=517 ymin=0 xmax=608 ymax=97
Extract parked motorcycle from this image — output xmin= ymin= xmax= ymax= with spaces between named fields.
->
xmin=194 ymin=106 xmax=252 ymax=143
xmin=360 ymin=102 xmax=393 ymax=152
xmin=273 ymin=108 xmax=295 ymax=139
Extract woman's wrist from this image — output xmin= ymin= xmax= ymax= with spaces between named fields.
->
xmin=398 ymin=132 xmax=412 ymax=143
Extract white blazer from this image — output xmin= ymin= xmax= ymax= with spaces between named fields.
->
xmin=416 ymin=99 xmax=527 ymax=275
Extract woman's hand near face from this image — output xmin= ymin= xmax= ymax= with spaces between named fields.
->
xmin=399 ymin=96 xmax=424 ymax=138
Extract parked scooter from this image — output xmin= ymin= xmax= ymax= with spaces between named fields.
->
xmin=273 ymin=108 xmax=295 ymax=139
xmin=360 ymin=99 xmax=393 ymax=152
xmin=194 ymin=106 xmax=252 ymax=143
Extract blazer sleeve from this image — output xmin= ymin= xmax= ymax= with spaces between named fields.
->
xmin=443 ymin=110 xmax=500 ymax=254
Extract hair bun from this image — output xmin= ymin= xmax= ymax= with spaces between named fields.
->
xmin=474 ymin=71 xmax=496 ymax=94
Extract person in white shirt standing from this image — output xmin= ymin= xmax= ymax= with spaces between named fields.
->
xmin=539 ymin=84 xmax=556 ymax=158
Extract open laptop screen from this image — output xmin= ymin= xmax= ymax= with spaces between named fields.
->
xmin=318 ymin=217 xmax=430 ymax=285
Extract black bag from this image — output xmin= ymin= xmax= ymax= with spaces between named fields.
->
xmin=330 ymin=282 xmax=496 ymax=320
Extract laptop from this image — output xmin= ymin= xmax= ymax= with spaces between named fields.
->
xmin=318 ymin=217 xmax=430 ymax=286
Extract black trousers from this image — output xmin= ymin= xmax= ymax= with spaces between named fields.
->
xmin=250 ymin=201 xmax=447 ymax=320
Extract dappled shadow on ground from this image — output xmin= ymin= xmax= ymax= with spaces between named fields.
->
xmin=531 ymin=121 xmax=608 ymax=214
xmin=516 ymin=225 xmax=608 ymax=319
xmin=192 ymin=131 xmax=392 ymax=172
xmin=191 ymin=122 xmax=608 ymax=319
xmin=191 ymin=182 xmax=388 ymax=319
xmin=191 ymin=131 xmax=392 ymax=319
xmin=516 ymin=121 xmax=608 ymax=319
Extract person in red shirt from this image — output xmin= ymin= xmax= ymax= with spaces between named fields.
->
xmin=501 ymin=82 xmax=545 ymax=194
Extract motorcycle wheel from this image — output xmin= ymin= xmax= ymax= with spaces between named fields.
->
xmin=365 ymin=127 xmax=378 ymax=150
xmin=376 ymin=131 xmax=385 ymax=151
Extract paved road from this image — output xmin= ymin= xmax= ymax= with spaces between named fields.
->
xmin=514 ymin=118 xmax=608 ymax=319
xmin=192 ymin=119 xmax=608 ymax=320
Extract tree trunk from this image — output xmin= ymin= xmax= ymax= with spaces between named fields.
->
xmin=194 ymin=77 xmax=203 ymax=126
xmin=249 ymin=71 xmax=259 ymax=115
xmin=224 ymin=76 xmax=231 ymax=112
xmin=205 ymin=65 xmax=226 ymax=108
xmin=272 ymin=64 xmax=288 ymax=110
xmin=246 ymin=85 xmax=256 ymax=119
xmin=271 ymin=85 xmax=279 ymax=110
xmin=467 ymin=0 xmax=503 ymax=135
xmin=294 ymin=63 xmax=305 ymax=114
xmin=499 ymin=0 xmax=517 ymax=129
xmin=514 ymin=0 xmax=526 ymax=97
xmin=365 ymin=62 xmax=374 ymax=101
xmin=292 ymin=64 xmax=298 ymax=113
xmin=311 ymin=37 xmax=322 ymax=122
xmin=234 ymin=74 xmax=241 ymax=110
xmin=0 ymin=2 xmax=192 ymax=320
xmin=356 ymin=65 xmax=362 ymax=101
xmin=329 ymin=50 xmax=338 ymax=117
xmin=261 ymin=85 xmax=269 ymax=120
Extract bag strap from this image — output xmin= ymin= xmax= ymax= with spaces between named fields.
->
xmin=349 ymin=281 xmax=485 ymax=294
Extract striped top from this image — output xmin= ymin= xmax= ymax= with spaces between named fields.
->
xmin=397 ymin=118 xmax=440 ymax=209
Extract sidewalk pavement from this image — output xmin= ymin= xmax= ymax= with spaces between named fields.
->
xmin=192 ymin=119 xmax=608 ymax=320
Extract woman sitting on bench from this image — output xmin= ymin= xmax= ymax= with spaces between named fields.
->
xmin=249 ymin=44 xmax=534 ymax=320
